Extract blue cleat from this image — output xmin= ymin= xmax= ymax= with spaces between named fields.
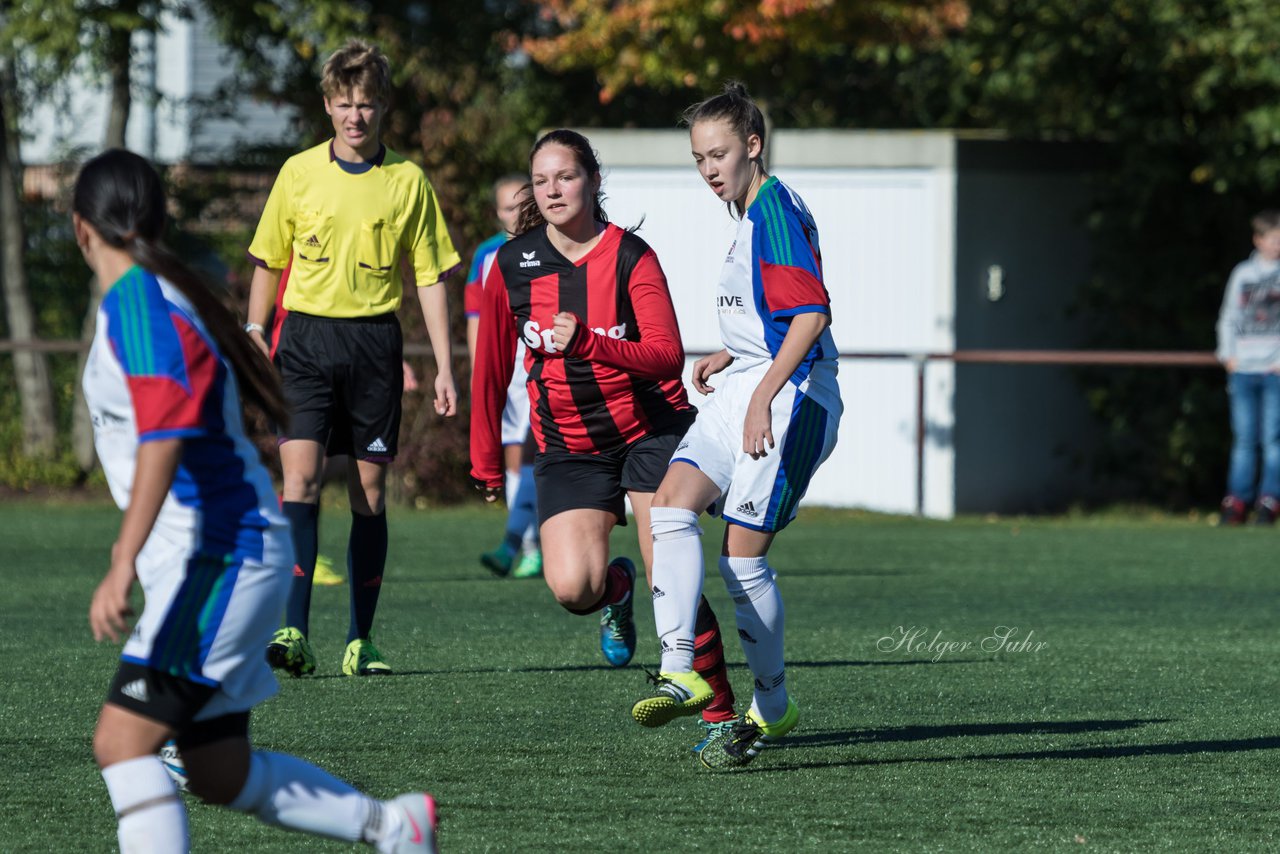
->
xmin=692 ymin=718 xmax=737 ymax=754
xmin=599 ymin=557 xmax=637 ymax=667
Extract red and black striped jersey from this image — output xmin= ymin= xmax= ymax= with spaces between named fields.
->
xmin=470 ymin=223 xmax=692 ymax=488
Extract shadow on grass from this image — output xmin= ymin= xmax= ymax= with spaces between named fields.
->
xmin=786 ymin=659 xmax=977 ymax=669
xmin=783 ymin=567 xmax=916 ymax=578
xmin=749 ymin=721 xmax=1280 ymax=772
xmin=303 ymin=658 xmax=974 ymax=679
xmin=305 ymin=663 xmax=631 ymax=679
xmin=782 ymin=718 xmax=1168 ymax=750
xmin=859 ymin=734 xmax=1280 ymax=765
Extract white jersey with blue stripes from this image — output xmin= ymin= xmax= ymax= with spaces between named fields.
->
xmin=84 ymin=266 xmax=286 ymax=560
xmin=716 ymin=177 xmax=842 ymax=418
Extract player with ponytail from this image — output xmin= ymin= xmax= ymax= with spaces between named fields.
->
xmin=77 ymin=148 xmax=439 ymax=853
xmin=630 ymin=82 xmax=844 ymax=770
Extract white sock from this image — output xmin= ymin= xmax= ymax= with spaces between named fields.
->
xmin=720 ymin=555 xmax=788 ymax=722
xmin=650 ymin=507 xmax=704 ymax=673
xmin=510 ymin=464 xmax=540 ymax=551
xmin=102 ymin=755 xmax=188 ymax=854
xmin=229 ymin=750 xmax=393 ymax=845
xmin=504 ymin=468 xmax=521 ymax=509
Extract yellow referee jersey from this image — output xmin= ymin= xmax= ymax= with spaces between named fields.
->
xmin=248 ymin=141 xmax=461 ymax=318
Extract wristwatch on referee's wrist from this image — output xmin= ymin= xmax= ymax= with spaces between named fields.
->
xmin=243 ymin=322 xmax=265 ymax=335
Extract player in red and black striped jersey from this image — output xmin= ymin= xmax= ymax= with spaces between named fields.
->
xmin=470 ymin=132 xmax=736 ymax=701
xmin=475 ymin=219 xmax=692 ymax=459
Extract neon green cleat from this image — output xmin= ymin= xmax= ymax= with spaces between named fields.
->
xmin=512 ymin=550 xmax=543 ymax=579
xmin=343 ymin=637 xmax=393 ymax=676
xmin=631 ymin=669 xmax=714 ymax=728
xmin=312 ymin=554 xmax=345 ymax=586
xmin=698 ymin=699 xmax=799 ymax=770
xmin=266 ymin=627 xmax=316 ymax=677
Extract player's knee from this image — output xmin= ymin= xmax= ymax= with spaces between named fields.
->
xmin=551 ymin=585 xmax=596 ymax=612
xmin=92 ymin=727 xmax=125 ymax=769
xmin=652 ymin=482 xmax=703 ymax=510
xmin=718 ymin=555 xmax=774 ymax=604
xmin=281 ymin=472 xmax=322 ymax=503
xmin=545 ymin=572 xmax=598 ymax=612
xmin=350 ymin=490 xmax=385 ymax=516
xmin=650 ymin=506 xmax=701 ymax=541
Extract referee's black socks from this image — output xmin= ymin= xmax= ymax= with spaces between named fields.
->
xmin=346 ymin=510 xmax=388 ymax=642
xmin=282 ymin=502 xmax=320 ymax=635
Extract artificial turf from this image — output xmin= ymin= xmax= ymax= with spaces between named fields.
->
xmin=2 ymin=501 xmax=1278 ymax=852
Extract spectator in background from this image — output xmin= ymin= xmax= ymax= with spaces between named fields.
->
xmin=465 ymin=175 xmax=542 ymax=579
xmin=1216 ymin=209 xmax=1280 ymax=525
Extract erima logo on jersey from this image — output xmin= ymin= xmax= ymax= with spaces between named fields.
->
xmin=522 ymin=320 xmax=627 ymax=354
xmin=735 ymin=500 xmax=759 ymax=518
xmin=366 ymin=437 xmax=388 ymax=453
xmin=519 ymin=250 xmax=541 ymax=268
xmin=121 ymin=679 xmax=150 ymax=703
xmin=676 ymin=440 xmax=689 ymax=452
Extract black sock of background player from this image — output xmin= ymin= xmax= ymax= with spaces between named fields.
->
xmin=282 ymin=501 xmax=319 ymax=635
xmin=346 ymin=510 xmax=388 ymax=643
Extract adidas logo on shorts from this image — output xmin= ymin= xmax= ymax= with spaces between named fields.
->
xmin=735 ymin=500 xmax=759 ymax=518
xmin=304 ymin=234 xmax=321 ymax=247
xmin=366 ymin=437 xmax=388 ymax=453
xmin=121 ymin=678 xmax=150 ymax=703
xmin=652 ymin=585 xmax=665 ymax=600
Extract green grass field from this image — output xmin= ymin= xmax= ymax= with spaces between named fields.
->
xmin=3 ymin=501 xmax=1280 ymax=852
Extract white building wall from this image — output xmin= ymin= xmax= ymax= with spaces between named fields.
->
xmin=19 ymin=3 xmax=296 ymax=165
xmin=184 ymin=3 xmax=298 ymax=159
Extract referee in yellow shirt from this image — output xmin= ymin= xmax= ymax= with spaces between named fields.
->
xmin=245 ymin=40 xmax=460 ymax=677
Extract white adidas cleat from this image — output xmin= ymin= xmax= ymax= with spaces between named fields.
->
xmin=386 ymin=792 xmax=439 ymax=853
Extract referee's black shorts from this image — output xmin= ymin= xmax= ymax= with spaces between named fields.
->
xmin=534 ymin=412 xmax=696 ymax=525
xmin=274 ymin=311 xmax=402 ymax=460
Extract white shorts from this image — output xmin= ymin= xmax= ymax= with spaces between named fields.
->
xmin=672 ymin=369 xmax=839 ymax=532
xmin=502 ymin=343 xmax=531 ymax=446
xmin=120 ymin=524 xmax=292 ymax=721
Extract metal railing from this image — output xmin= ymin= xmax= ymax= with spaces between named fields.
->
xmin=4 ymin=338 xmax=1223 ymax=515
xmin=689 ymin=348 xmax=1221 ymax=516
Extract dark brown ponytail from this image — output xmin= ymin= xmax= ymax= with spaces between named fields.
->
xmin=73 ymin=149 xmax=290 ymax=428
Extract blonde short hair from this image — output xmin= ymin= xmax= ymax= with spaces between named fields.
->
xmin=320 ymin=39 xmax=391 ymax=105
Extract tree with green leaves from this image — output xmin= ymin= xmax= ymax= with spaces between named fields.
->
xmin=3 ymin=0 xmax=188 ymax=471
xmin=0 ymin=49 xmax=55 ymax=458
